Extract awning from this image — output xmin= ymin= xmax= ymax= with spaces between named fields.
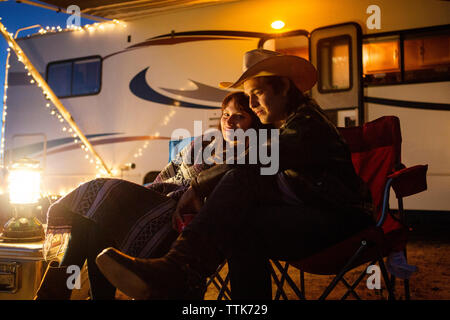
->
xmin=16 ymin=0 xmax=237 ymax=21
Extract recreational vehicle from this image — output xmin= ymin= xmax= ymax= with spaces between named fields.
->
xmin=0 ymin=0 xmax=449 ymax=210
xmin=0 ymin=0 xmax=449 ymax=298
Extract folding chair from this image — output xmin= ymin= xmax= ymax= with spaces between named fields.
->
xmin=270 ymin=115 xmax=428 ymax=300
xmin=174 ymin=116 xmax=428 ymax=300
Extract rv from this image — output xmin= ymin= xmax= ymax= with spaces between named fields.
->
xmin=1 ymin=0 xmax=449 ymax=215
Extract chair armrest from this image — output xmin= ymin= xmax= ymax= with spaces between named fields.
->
xmin=387 ymin=165 xmax=428 ymax=198
xmin=377 ymin=164 xmax=428 ymax=228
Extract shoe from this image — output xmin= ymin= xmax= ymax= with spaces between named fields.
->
xmin=95 ymin=232 xmax=222 ymax=299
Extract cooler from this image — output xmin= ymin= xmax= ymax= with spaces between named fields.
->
xmin=0 ymin=241 xmax=46 ymax=299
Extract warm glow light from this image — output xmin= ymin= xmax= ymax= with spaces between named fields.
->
xmin=8 ymin=161 xmax=41 ymax=204
xmin=271 ymin=20 xmax=285 ymax=30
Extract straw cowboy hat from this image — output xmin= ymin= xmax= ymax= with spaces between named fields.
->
xmin=219 ymin=49 xmax=317 ymax=92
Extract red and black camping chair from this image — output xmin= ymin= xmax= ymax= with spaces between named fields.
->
xmin=176 ymin=116 xmax=427 ymax=300
xmin=267 ymin=115 xmax=428 ymax=300
xmin=204 ymin=115 xmax=428 ymax=300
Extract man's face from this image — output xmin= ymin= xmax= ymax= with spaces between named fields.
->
xmin=243 ymin=77 xmax=288 ymax=128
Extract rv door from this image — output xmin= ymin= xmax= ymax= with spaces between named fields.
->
xmin=310 ymin=22 xmax=363 ymax=126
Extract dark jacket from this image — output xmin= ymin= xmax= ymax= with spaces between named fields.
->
xmin=191 ymin=98 xmax=373 ymax=217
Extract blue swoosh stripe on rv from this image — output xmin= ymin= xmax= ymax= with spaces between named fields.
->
xmin=6 ymin=133 xmax=119 ymax=160
xmin=129 ymin=67 xmax=220 ymax=110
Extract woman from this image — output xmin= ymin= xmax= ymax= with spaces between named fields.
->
xmin=35 ymin=91 xmax=264 ymax=300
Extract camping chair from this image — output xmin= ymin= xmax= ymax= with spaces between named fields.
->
xmin=268 ymin=115 xmax=428 ymax=300
xmin=172 ymin=116 xmax=428 ymax=300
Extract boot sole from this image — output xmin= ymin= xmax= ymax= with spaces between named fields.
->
xmin=96 ymin=253 xmax=151 ymax=300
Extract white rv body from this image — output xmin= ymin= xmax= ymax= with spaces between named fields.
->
xmin=2 ymin=0 xmax=449 ymax=211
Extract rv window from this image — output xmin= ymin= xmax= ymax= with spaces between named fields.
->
xmin=317 ymin=35 xmax=352 ymax=92
xmin=47 ymin=62 xmax=72 ymax=97
xmin=404 ymin=31 xmax=450 ymax=82
xmin=72 ymin=59 xmax=101 ymax=95
xmin=263 ymin=35 xmax=309 ymax=60
xmin=363 ymin=36 xmax=401 ymax=85
xmin=46 ymin=56 xmax=101 ymax=97
xmin=363 ymin=27 xmax=450 ymax=86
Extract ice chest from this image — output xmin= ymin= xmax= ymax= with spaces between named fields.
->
xmin=0 ymin=241 xmax=46 ymax=299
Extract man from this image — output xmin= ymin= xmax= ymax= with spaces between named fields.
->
xmin=95 ymin=49 xmax=374 ymax=300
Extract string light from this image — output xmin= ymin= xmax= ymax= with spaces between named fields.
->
xmin=129 ymin=109 xmax=176 ymax=163
xmin=0 ymin=19 xmax=124 ymax=193
xmin=30 ymin=20 xmax=127 ymax=38
xmin=0 ymin=38 xmax=11 ymax=166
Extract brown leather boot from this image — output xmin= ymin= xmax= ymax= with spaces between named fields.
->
xmin=95 ymin=231 xmax=222 ymax=300
xmin=34 ymin=261 xmax=73 ymax=300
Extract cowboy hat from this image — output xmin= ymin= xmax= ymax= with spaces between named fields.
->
xmin=219 ymin=49 xmax=317 ymax=92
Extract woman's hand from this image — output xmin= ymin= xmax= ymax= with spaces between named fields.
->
xmin=172 ymin=186 xmax=203 ymax=230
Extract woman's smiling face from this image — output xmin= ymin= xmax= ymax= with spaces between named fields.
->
xmin=220 ymin=99 xmax=253 ymax=142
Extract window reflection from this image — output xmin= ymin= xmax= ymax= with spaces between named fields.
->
xmin=47 ymin=62 xmax=72 ymax=97
xmin=404 ymin=33 xmax=450 ymax=81
xmin=363 ymin=30 xmax=449 ymax=85
xmin=73 ymin=59 xmax=101 ymax=95
xmin=318 ymin=36 xmax=351 ymax=92
xmin=47 ymin=57 xmax=101 ymax=97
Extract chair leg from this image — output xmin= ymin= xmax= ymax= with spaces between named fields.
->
xmin=340 ymin=274 xmax=364 ymax=300
xmin=319 ymin=240 xmax=368 ymax=300
xmin=268 ymin=263 xmax=289 ymax=300
xmin=205 ymin=261 xmax=226 ymax=288
xmin=402 ymin=244 xmax=412 ymax=300
xmin=271 ymin=260 xmax=305 ymax=300
xmin=273 ymin=262 xmax=290 ymax=300
xmin=300 ymin=270 xmax=305 ymax=297
xmin=217 ymin=272 xmax=231 ymax=300
xmin=404 ymin=279 xmax=411 ymax=300
xmin=377 ymin=256 xmax=396 ymax=300
xmin=206 ymin=261 xmax=232 ymax=300
xmin=208 ymin=276 xmax=231 ymax=300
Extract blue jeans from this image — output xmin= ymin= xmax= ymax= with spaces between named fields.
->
xmin=185 ymin=167 xmax=373 ymax=299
